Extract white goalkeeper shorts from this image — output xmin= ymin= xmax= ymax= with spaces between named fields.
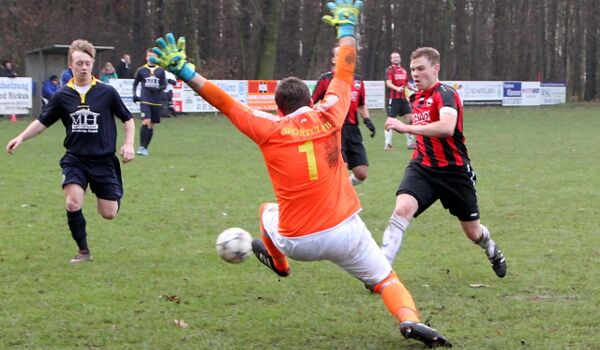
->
xmin=260 ymin=203 xmax=392 ymax=284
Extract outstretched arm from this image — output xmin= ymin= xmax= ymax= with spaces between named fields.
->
xmin=6 ymin=120 xmax=47 ymax=154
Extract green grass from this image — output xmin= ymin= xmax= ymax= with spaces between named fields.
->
xmin=1 ymin=105 xmax=599 ymax=349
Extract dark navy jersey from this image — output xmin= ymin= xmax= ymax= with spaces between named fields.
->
xmin=312 ymin=72 xmax=365 ymax=125
xmin=133 ymin=64 xmax=167 ymax=106
xmin=38 ymin=77 xmax=132 ymax=156
xmin=410 ymin=82 xmax=470 ymax=167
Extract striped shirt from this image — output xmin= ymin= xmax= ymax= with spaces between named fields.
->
xmin=410 ymin=82 xmax=470 ymax=167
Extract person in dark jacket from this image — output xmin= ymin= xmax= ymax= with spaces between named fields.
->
xmin=0 ymin=60 xmax=17 ymax=77
xmin=115 ymin=54 xmax=133 ymax=79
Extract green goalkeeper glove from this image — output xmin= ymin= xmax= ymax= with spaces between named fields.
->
xmin=322 ymin=0 xmax=363 ymax=38
xmin=150 ymin=33 xmax=197 ymax=82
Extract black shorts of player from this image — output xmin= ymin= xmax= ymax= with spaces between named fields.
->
xmin=341 ymin=124 xmax=368 ymax=169
xmin=60 ymin=153 xmax=123 ymax=201
xmin=140 ymin=103 xmax=162 ymax=124
xmin=397 ymin=161 xmax=480 ymax=221
xmin=387 ymin=98 xmax=412 ymax=117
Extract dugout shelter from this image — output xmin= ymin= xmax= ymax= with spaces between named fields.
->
xmin=25 ymin=44 xmax=114 ymax=116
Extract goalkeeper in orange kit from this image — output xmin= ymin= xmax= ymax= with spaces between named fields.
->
xmin=150 ymin=1 xmax=451 ymax=347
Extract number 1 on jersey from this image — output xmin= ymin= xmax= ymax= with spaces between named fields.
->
xmin=298 ymin=140 xmax=318 ymax=180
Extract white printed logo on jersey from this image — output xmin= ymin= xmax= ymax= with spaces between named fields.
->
xmin=144 ymin=76 xmax=160 ymax=89
xmin=413 ymin=110 xmax=431 ymax=124
xmin=70 ymin=108 xmax=100 ymax=133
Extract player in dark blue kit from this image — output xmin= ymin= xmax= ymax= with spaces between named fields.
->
xmin=6 ymin=39 xmax=136 ymax=263
xmin=133 ymin=49 xmax=167 ymax=156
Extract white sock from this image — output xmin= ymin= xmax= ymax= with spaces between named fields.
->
xmin=384 ymin=129 xmax=393 ymax=146
xmin=476 ymin=224 xmax=496 ymax=257
xmin=406 ymin=133 xmax=416 ymax=147
xmin=349 ymin=173 xmax=363 ymax=186
xmin=381 ymin=214 xmax=409 ymax=264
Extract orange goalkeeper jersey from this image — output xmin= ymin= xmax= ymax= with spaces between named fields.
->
xmin=199 ymin=46 xmax=360 ymax=237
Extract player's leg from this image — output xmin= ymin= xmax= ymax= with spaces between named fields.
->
xmin=442 ymin=164 xmax=507 ymax=278
xmin=333 ymin=216 xmax=452 ymax=347
xmin=461 ymin=220 xmax=507 ymax=278
xmin=97 ymin=199 xmax=118 ymax=219
xmin=381 ymin=194 xmax=416 ymax=264
xmin=90 ymin=155 xmax=123 ymax=221
xmin=402 ymin=114 xmax=416 ymax=149
xmin=138 ymin=106 xmax=151 ymax=155
xmin=384 ymin=99 xmax=399 ymax=150
xmin=400 ymin=99 xmax=415 ymax=149
xmin=345 ymin=128 xmax=369 ymax=185
xmin=61 ymin=155 xmax=92 ymax=263
xmin=64 ymin=184 xmax=90 ymax=263
xmin=145 ymin=106 xmax=161 ymax=151
xmin=384 ymin=127 xmax=394 ymax=150
xmin=252 ymin=202 xmax=290 ymax=276
xmin=381 ymin=163 xmax=436 ymax=264
xmin=350 ymin=165 xmax=368 ymax=185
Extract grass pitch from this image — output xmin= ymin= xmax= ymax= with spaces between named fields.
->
xmin=1 ymin=105 xmax=599 ymax=349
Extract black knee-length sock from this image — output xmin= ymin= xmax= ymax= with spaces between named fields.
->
xmin=140 ymin=125 xmax=149 ymax=148
xmin=146 ymin=127 xmax=154 ymax=148
xmin=67 ymin=209 xmax=88 ymax=251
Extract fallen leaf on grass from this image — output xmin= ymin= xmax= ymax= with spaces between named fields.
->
xmin=174 ymin=319 xmax=189 ymax=328
xmin=161 ymin=294 xmax=181 ymax=303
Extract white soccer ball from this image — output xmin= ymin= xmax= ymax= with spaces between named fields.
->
xmin=215 ymin=227 xmax=253 ymax=264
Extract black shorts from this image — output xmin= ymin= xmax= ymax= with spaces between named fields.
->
xmin=387 ymin=98 xmax=412 ymax=117
xmin=140 ymin=104 xmax=162 ymax=123
xmin=397 ymin=161 xmax=480 ymax=221
xmin=341 ymin=124 xmax=368 ymax=169
xmin=60 ymin=153 xmax=123 ymax=201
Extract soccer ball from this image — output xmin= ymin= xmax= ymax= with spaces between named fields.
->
xmin=215 ymin=227 xmax=253 ymax=264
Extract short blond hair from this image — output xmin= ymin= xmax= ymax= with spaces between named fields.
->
xmin=410 ymin=47 xmax=440 ymax=65
xmin=68 ymin=39 xmax=95 ymax=64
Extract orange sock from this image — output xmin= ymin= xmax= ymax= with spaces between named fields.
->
xmin=374 ymin=272 xmax=420 ymax=323
xmin=260 ymin=231 xmax=289 ymax=272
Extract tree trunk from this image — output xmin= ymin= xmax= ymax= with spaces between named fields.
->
xmin=257 ymin=0 xmax=281 ymax=79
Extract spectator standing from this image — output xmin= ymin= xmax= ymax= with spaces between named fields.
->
xmin=116 ymin=54 xmax=133 ymax=79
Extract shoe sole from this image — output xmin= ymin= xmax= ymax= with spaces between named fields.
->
xmin=400 ymin=322 xmax=452 ymax=348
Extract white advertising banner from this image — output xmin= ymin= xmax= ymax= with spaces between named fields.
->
xmin=502 ymin=81 xmax=521 ymax=106
xmin=0 ymin=77 xmax=32 ymax=114
xmin=541 ymin=82 xmax=567 ymax=105
xmin=364 ymin=80 xmax=386 ymax=109
xmin=503 ymin=81 xmax=542 ymax=106
xmin=182 ymin=80 xmax=248 ymax=113
xmin=107 ymin=79 xmax=564 ymax=113
xmin=442 ymin=81 xmax=503 ymax=106
xmin=520 ymin=81 xmax=542 ymax=106
xmin=109 ymin=79 xmax=140 ymax=113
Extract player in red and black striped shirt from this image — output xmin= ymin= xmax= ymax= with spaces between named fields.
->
xmin=382 ymin=47 xmax=507 ymax=278
xmin=312 ymin=47 xmax=376 ymax=186
xmin=384 ymin=52 xmax=417 ymax=150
